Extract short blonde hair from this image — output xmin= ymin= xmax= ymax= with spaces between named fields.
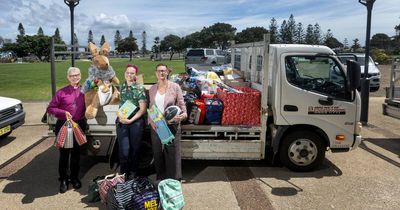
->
xmin=67 ymin=67 xmax=81 ymax=75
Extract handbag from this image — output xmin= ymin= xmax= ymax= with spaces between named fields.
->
xmin=54 ymin=120 xmax=70 ymax=149
xmin=158 ymin=179 xmax=185 ymax=210
xmin=63 ymin=121 xmax=74 ymax=149
xmin=71 ymin=120 xmax=87 ymax=145
xmin=97 ymin=173 xmax=125 ymax=203
xmin=87 ymin=176 xmax=105 ymax=202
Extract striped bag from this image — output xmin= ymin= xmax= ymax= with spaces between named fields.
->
xmin=71 ymin=120 xmax=87 ymax=146
xmin=131 ymin=177 xmax=159 ymax=210
xmin=97 ymin=173 xmax=125 ymax=203
xmin=54 ymin=121 xmax=68 ymax=149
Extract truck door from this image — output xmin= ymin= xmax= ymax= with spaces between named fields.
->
xmin=280 ymin=54 xmax=358 ymax=149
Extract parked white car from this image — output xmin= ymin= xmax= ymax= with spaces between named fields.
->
xmin=337 ymin=53 xmax=381 ymax=91
xmin=185 ymin=48 xmax=227 ymax=65
xmin=0 ymin=96 xmax=25 ymax=138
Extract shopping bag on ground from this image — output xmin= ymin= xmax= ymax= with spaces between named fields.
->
xmin=87 ymin=176 xmax=105 ymax=202
xmin=131 ymin=177 xmax=159 ymax=210
xmin=71 ymin=120 xmax=87 ymax=145
xmin=97 ymin=173 xmax=125 ymax=203
xmin=158 ymin=179 xmax=185 ymax=210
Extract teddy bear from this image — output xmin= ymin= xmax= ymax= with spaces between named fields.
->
xmin=82 ymin=41 xmax=120 ymax=119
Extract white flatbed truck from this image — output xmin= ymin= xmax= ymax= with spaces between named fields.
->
xmin=49 ymin=35 xmax=363 ymax=172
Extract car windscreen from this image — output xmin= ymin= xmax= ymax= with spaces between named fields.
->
xmin=187 ymin=50 xmax=204 ymax=56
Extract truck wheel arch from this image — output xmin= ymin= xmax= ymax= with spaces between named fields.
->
xmin=271 ymin=124 xmax=329 ymax=171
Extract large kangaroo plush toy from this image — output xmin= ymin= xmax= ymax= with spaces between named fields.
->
xmin=82 ymin=41 xmax=120 ymax=119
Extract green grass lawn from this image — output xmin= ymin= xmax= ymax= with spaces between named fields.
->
xmin=0 ymin=58 xmax=185 ymax=101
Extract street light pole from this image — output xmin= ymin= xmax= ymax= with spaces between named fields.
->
xmin=359 ymin=0 xmax=376 ymax=125
xmin=64 ymin=0 xmax=80 ymax=67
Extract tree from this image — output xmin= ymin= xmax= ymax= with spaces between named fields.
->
xmin=0 ymin=36 xmax=4 ymax=48
xmin=100 ymin=35 xmax=106 ymax=46
xmin=305 ymin=24 xmax=314 ymax=44
xmin=182 ymin=32 xmax=202 ymax=49
xmin=395 ymin=23 xmax=400 ymax=36
xmin=37 ymin=27 xmax=44 ymax=36
xmin=53 ymin=28 xmax=66 ymax=53
xmin=351 ymin=38 xmax=361 ymax=51
xmin=269 ymin=18 xmax=279 ymax=44
xmin=294 ymin=22 xmax=305 ymax=44
xmin=286 ymin=14 xmax=296 ymax=44
xmin=12 ymin=35 xmax=51 ymax=61
xmin=279 ymin=20 xmax=288 ymax=43
xmin=114 ymin=30 xmax=122 ymax=50
xmin=200 ymin=22 xmax=236 ymax=49
xmin=325 ymin=37 xmax=343 ymax=49
xmin=18 ymin=23 xmax=25 ymax=36
xmin=88 ymin=30 xmax=93 ymax=43
xmin=116 ymin=31 xmax=138 ymax=61
xmin=235 ymin=27 xmax=268 ymax=43
xmin=313 ymin=23 xmax=322 ymax=45
xmin=73 ymin=33 xmax=79 ymax=58
xmin=370 ymin=33 xmax=390 ymax=50
xmin=141 ymin=31 xmax=147 ymax=56
xmin=160 ymin=34 xmax=183 ymax=60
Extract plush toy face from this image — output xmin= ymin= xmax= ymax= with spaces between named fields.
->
xmin=89 ymin=42 xmax=110 ymax=70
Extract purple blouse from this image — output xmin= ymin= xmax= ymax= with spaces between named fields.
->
xmin=47 ymin=85 xmax=85 ymax=121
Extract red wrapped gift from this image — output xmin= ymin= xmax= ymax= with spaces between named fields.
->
xmin=217 ymin=87 xmax=261 ymax=126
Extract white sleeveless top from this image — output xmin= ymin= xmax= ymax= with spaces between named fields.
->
xmin=155 ymin=91 xmax=165 ymax=113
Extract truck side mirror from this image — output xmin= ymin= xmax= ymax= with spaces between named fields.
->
xmin=346 ymin=60 xmax=361 ymax=91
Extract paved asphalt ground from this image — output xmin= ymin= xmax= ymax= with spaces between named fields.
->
xmin=0 ymin=97 xmax=400 ymax=209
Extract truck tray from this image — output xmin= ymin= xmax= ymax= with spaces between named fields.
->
xmin=181 ymin=124 xmax=261 ymax=141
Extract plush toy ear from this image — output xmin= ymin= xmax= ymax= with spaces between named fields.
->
xmin=100 ymin=42 xmax=110 ymax=56
xmin=88 ymin=42 xmax=98 ymax=56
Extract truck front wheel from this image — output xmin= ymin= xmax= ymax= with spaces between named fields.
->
xmin=279 ymin=131 xmax=325 ymax=172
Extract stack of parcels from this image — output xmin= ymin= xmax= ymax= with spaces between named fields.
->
xmin=170 ymin=65 xmax=260 ymax=126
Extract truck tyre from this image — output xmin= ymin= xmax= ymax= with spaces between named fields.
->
xmin=279 ymin=131 xmax=325 ymax=172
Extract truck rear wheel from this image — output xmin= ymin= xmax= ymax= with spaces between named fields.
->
xmin=279 ymin=131 xmax=325 ymax=172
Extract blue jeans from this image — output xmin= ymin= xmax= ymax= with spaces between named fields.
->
xmin=116 ymin=118 xmax=144 ymax=177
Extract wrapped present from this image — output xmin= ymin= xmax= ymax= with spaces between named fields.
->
xmin=217 ymin=87 xmax=261 ymax=126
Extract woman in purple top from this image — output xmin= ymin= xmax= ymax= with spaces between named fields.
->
xmin=47 ymin=67 xmax=87 ymax=193
xmin=148 ymin=63 xmax=187 ymax=181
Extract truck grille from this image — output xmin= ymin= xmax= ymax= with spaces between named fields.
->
xmin=0 ymin=107 xmax=16 ymax=121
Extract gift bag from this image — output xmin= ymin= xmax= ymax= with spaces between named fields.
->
xmin=54 ymin=121 xmax=68 ymax=149
xmin=71 ymin=120 xmax=87 ymax=146
xmin=97 ymin=173 xmax=125 ymax=203
xmin=63 ymin=121 xmax=74 ymax=149
xmin=147 ymin=104 xmax=174 ymax=144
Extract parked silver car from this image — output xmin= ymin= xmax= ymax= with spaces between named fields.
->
xmin=185 ymin=48 xmax=227 ymax=65
xmin=337 ymin=53 xmax=381 ymax=91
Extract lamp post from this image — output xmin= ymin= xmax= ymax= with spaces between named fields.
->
xmin=64 ymin=0 xmax=80 ymax=67
xmin=359 ymin=0 xmax=376 ymax=125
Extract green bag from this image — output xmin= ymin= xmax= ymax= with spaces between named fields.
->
xmin=158 ymin=179 xmax=185 ymax=210
xmin=87 ymin=176 xmax=104 ymax=202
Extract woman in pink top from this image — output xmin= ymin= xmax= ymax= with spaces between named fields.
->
xmin=47 ymin=67 xmax=86 ymax=193
xmin=148 ymin=63 xmax=187 ymax=181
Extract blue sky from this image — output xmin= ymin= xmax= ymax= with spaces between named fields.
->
xmin=0 ymin=0 xmax=398 ymax=49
